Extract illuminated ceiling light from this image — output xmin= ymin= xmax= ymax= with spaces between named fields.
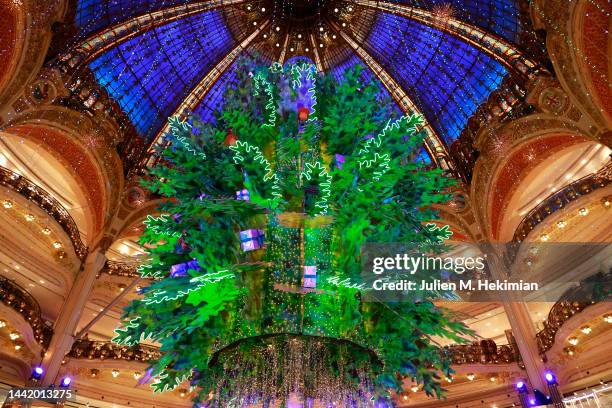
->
xmin=466 ymin=373 xmax=476 ymax=381
xmin=53 ymin=241 xmax=62 ymax=249
xmin=133 ymin=371 xmax=142 ymax=380
xmin=90 ymin=369 xmax=99 ymax=378
xmin=410 ymin=386 xmax=419 ymax=392
xmin=564 ymin=346 xmax=575 ymax=356
xmin=111 ymin=369 xmax=120 ymax=378
xmin=348 ymin=6 xmax=353 ymax=11
xmin=540 ymin=234 xmax=549 ymax=242
xmin=305 ymin=47 xmax=309 ymax=51
xmin=568 ymin=337 xmax=578 ymax=346
xmin=319 ymin=43 xmax=323 ymax=48
xmin=290 ymin=47 xmax=294 ymax=52
xmin=179 ymin=389 xmax=187 ymax=398
xmin=2 ymin=200 xmax=13 ymax=208
xmin=580 ymin=326 xmax=592 ymax=334
xmin=402 ymin=395 xmax=408 ymax=400
xmin=332 ymin=34 xmax=337 ymax=39
xmin=297 ymin=33 xmax=302 ymax=39
xmin=603 ymin=198 xmax=611 ymax=208
xmin=275 ymin=26 xmax=280 ymax=31
xmin=319 ymin=27 xmax=324 ymax=32
xmin=0 ymin=319 xmax=6 ymax=328
xmin=446 ymin=377 xmax=453 ymax=383
xmin=9 ymin=331 xmax=20 ymax=340
xmin=261 ymin=7 xmax=265 ymax=11
xmin=263 ymin=34 xmax=267 ymax=38
xmin=24 ymin=214 xmax=35 ymax=221
xmin=41 ymin=227 xmax=51 ymax=235
xmin=334 ymin=8 xmax=339 ymax=12
xmin=253 ymin=21 xmax=257 ymax=26
xmin=556 ymin=220 xmax=566 ymax=228
xmin=342 ymin=22 xmax=347 ymax=27
xmin=578 ymin=208 xmax=589 ymax=216
xmin=275 ymin=43 xmax=280 ymax=47
xmin=118 ymin=284 xmax=126 ymax=292
xmin=39 ymin=279 xmax=45 ymax=284
xmin=14 ymin=343 xmax=22 ymax=350
xmin=246 ymin=5 xmax=251 ymax=10
xmin=489 ymin=376 xmax=497 ymax=382
xmin=604 ymin=314 xmax=612 ymax=324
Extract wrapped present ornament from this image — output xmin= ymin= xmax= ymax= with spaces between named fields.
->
xmin=235 ymin=189 xmax=250 ymax=201
xmin=334 ymin=154 xmax=345 ymax=169
xmin=303 ymin=266 xmax=317 ymax=288
xmin=239 ymin=229 xmax=265 ymax=251
xmin=170 ymin=259 xmax=201 ymax=277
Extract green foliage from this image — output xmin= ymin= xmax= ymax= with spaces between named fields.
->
xmin=116 ymin=59 xmax=471 ymax=406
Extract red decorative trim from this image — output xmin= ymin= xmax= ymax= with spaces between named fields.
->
xmin=0 ymin=1 xmax=20 ymax=91
xmin=582 ymin=2 xmax=612 ymax=120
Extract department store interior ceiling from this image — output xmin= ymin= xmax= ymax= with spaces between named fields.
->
xmin=65 ymin=0 xmax=536 ymax=160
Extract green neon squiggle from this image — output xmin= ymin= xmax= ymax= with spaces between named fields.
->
xmin=167 ymin=116 xmax=206 ymax=160
xmin=230 ymin=140 xmax=282 ymax=199
xmin=301 ymin=161 xmax=332 ymax=215
xmin=253 ymin=73 xmax=276 ymax=127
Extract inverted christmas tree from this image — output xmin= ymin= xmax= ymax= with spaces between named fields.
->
xmin=114 ymin=60 xmax=470 ymax=407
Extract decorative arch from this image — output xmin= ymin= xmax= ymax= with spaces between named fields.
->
xmin=3 ymin=107 xmax=125 ymax=240
xmin=471 ymin=114 xmax=594 ymax=241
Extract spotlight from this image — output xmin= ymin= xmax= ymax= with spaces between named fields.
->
xmin=2 ymin=200 xmax=13 ymax=208
xmin=32 ymin=366 xmax=44 ymax=380
xmin=112 ymin=369 xmax=120 ymax=378
xmin=556 ymin=220 xmax=566 ymax=228
xmin=604 ymin=314 xmax=612 ymax=324
xmin=275 ymin=26 xmax=280 ymax=32
xmin=466 ymin=373 xmax=475 ymax=381
xmin=133 ymin=371 xmax=142 ymax=380
xmin=9 ymin=331 xmax=20 ymax=340
xmin=580 ymin=326 xmax=592 ymax=334
xmin=529 ymin=398 xmax=536 ymax=406
xmin=60 ymin=376 xmax=72 ymax=387
xmin=0 ymin=319 xmax=6 ymax=328
xmin=53 ymin=241 xmax=62 ymax=249
xmin=578 ymin=208 xmax=589 ymax=216
xmin=41 ymin=227 xmax=51 ymax=235
xmin=516 ymin=381 xmax=527 ymax=392
xmin=24 ymin=214 xmax=35 ymax=221
xmin=544 ymin=372 xmax=556 ymax=384
xmin=568 ymin=337 xmax=578 ymax=345
xmin=14 ymin=343 xmax=22 ymax=350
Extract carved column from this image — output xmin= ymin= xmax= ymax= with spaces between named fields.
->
xmin=40 ymin=248 xmax=107 ymax=386
xmin=486 ymin=251 xmax=548 ymax=392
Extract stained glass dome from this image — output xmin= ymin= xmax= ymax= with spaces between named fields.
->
xmin=66 ymin=0 xmax=539 ymax=165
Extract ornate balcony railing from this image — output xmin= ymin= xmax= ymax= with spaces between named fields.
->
xmin=443 ymin=341 xmax=517 ymax=365
xmin=513 ymin=161 xmax=612 ymax=244
xmin=100 ymin=260 xmax=141 ymax=278
xmin=0 ymin=275 xmax=53 ymax=348
xmin=0 ymin=165 xmax=88 ymax=260
xmin=99 ymin=260 xmax=159 ymax=280
xmin=68 ymin=339 xmax=161 ymax=362
xmin=535 ymin=300 xmax=593 ymax=354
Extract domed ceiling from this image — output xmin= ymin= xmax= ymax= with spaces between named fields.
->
xmin=67 ymin=0 xmax=536 ymax=164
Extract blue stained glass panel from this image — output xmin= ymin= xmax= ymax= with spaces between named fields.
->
xmin=364 ymin=12 xmax=507 ymax=144
xmin=88 ymin=11 xmax=234 ymax=138
xmin=75 ymin=0 xmax=194 ymax=37
xmin=388 ymin=0 xmax=522 ymax=43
